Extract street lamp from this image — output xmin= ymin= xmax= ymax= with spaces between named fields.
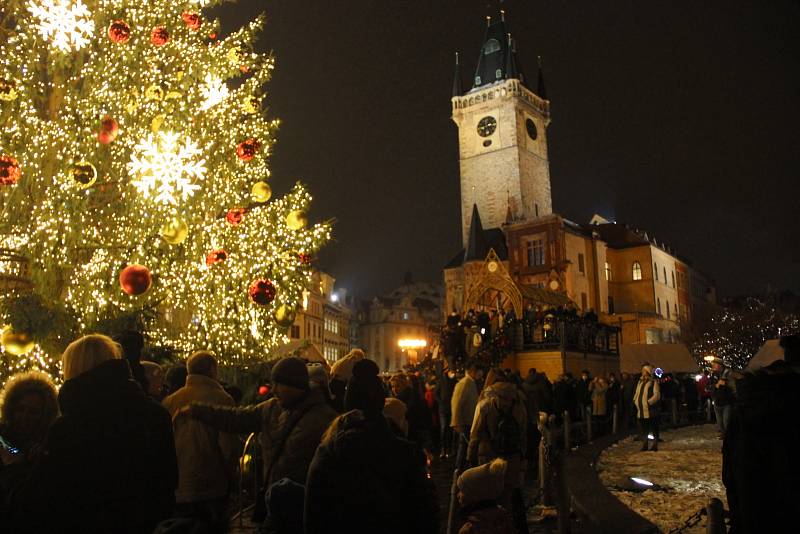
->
xmin=398 ymin=339 xmax=427 ymax=367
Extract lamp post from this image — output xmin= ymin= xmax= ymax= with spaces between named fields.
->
xmin=398 ymin=338 xmax=427 ymax=366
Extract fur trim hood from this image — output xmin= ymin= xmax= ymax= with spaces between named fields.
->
xmin=0 ymin=370 xmax=60 ymax=437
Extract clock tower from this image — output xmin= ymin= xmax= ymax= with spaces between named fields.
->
xmin=452 ymin=14 xmax=552 ymax=246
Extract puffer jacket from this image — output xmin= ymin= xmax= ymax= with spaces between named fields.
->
xmin=9 ymin=358 xmax=177 ymax=534
xmin=305 ymin=409 xmax=439 ymax=534
xmin=191 ymin=385 xmax=336 ymax=487
xmin=162 ymin=374 xmax=239 ymax=503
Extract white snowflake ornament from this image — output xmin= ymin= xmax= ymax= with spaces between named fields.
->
xmin=28 ymin=0 xmax=95 ymax=53
xmin=128 ymin=131 xmax=207 ymax=205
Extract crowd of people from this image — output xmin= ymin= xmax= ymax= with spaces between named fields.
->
xmin=1 ymin=328 xmax=796 ymax=533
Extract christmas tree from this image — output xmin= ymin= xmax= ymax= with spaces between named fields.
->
xmin=0 ymin=0 xmax=330 ymax=382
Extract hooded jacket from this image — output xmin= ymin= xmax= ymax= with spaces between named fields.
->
xmin=468 ymin=382 xmax=527 ymax=468
xmin=9 ymin=358 xmax=177 ymax=534
xmin=304 ymin=409 xmax=439 ymax=534
xmin=0 ymin=371 xmax=59 ymax=452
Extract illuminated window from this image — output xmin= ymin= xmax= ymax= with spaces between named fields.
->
xmin=402 ymin=312 xmax=410 ymax=320
xmin=632 ymin=261 xmax=642 ymax=281
xmin=605 ymin=262 xmax=611 ymax=281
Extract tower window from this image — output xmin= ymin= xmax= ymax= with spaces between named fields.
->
xmin=483 ymin=39 xmax=501 ymax=55
xmin=632 ymin=261 xmax=642 ymax=281
xmin=495 ymin=68 xmax=502 ymax=79
xmin=475 ymin=76 xmax=481 ymax=85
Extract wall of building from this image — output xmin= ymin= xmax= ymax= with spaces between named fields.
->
xmin=606 ymin=245 xmax=655 ymax=316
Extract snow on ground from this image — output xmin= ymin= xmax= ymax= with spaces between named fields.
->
xmin=596 ymin=425 xmax=727 ymax=533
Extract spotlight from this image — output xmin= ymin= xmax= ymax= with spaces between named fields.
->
xmin=631 ymin=477 xmax=654 ymax=487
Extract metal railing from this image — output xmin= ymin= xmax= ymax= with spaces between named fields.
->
xmin=231 ymin=432 xmax=261 ymax=528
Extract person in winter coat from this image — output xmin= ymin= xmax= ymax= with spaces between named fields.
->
xmin=180 ymin=357 xmax=337 ymax=497
xmin=304 ymin=359 xmax=439 ymax=534
xmin=435 ymin=359 xmax=456 ymax=458
xmin=8 ymin=334 xmax=178 ymax=534
xmin=457 ymin=458 xmax=515 ymax=534
xmin=621 ymin=372 xmax=638 ymax=430
xmin=589 ymin=377 xmax=609 ymax=436
xmin=162 ymin=351 xmax=239 ymax=532
xmin=468 ymin=379 xmax=528 ymax=532
xmin=0 ymin=370 xmax=59 ymax=516
xmin=633 ymin=365 xmax=661 ymax=451
xmin=328 ymin=348 xmax=365 ymax=412
xmin=723 ymin=334 xmax=800 ymax=534
xmin=575 ymin=370 xmax=592 ymax=419
xmin=391 ymin=372 xmax=432 ymax=451
xmin=451 ymin=361 xmax=483 ymax=469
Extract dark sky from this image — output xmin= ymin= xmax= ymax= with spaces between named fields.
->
xmin=216 ymin=0 xmax=800 ymax=299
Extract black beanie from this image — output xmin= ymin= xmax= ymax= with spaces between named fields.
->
xmin=344 ymin=359 xmax=385 ymax=413
xmin=271 ymin=357 xmax=310 ymax=391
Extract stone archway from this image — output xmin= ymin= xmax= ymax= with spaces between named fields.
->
xmin=463 ymin=249 xmax=523 ymax=317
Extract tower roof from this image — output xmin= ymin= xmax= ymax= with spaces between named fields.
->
xmin=464 ymin=204 xmax=489 ymax=262
xmin=452 ymin=52 xmax=464 ymax=97
xmin=472 ymin=13 xmax=526 ymax=91
xmin=536 ymin=56 xmax=547 ymax=100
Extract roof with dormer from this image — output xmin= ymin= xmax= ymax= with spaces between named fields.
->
xmin=471 ymin=14 xmax=526 ymax=92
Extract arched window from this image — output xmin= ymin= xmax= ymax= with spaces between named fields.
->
xmin=632 ymin=261 xmax=642 ymax=281
xmin=657 ymin=298 xmax=662 ymax=316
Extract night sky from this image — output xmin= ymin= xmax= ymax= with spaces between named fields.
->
xmin=216 ymin=0 xmax=800 ymax=299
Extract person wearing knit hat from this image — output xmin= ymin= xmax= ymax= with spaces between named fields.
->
xmin=181 ymin=354 xmax=336 ymax=505
xmin=343 ymin=358 xmax=386 ymax=414
xmin=633 ymin=363 xmax=661 ymax=451
xmin=328 ymin=348 xmax=365 ymax=412
xmin=305 ymin=358 xmax=439 ymax=534
xmin=456 ymin=459 xmax=515 ymax=534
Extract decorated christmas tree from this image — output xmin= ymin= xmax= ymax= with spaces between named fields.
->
xmin=0 ymin=0 xmax=330 ymax=382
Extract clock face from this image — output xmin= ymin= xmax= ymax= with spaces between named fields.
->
xmin=525 ymin=118 xmax=538 ymax=140
xmin=477 ymin=116 xmax=497 ymax=138
xmin=487 ymin=261 xmax=499 ymax=273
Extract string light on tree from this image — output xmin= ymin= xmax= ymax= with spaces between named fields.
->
xmin=128 ymin=131 xmax=206 ymax=205
xmin=28 ymin=0 xmax=95 ymax=52
xmin=200 ymin=74 xmax=230 ymax=111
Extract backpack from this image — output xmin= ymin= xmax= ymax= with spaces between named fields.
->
xmin=492 ymin=405 xmax=522 ymax=456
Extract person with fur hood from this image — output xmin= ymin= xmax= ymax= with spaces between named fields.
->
xmin=0 ymin=371 xmax=60 ymax=508
xmin=328 ymin=348 xmax=365 ymax=412
xmin=457 ymin=458 xmax=515 ymax=534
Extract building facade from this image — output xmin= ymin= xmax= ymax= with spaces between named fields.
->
xmin=444 ymin=14 xmax=716 ymax=362
xmin=359 ymin=278 xmax=443 ymax=372
xmin=289 ymin=270 xmax=352 ymax=365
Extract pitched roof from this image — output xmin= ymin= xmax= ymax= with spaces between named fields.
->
xmin=464 ymin=204 xmax=489 ymax=261
xmin=471 ymin=15 xmax=526 ymax=91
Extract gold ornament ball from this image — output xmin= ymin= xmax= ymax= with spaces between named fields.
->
xmin=145 ymin=85 xmax=165 ymax=101
xmin=227 ymin=47 xmax=244 ymax=64
xmin=160 ymin=217 xmax=189 ymax=245
xmin=71 ymin=161 xmax=97 ymax=188
xmin=273 ymin=304 xmax=297 ymax=328
xmin=1 ymin=327 xmax=35 ymax=356
xmin=250 ymin=181 xmax=272 ymax=203
xmin=243 ymin=96 xmax=261 ymax=114
xmin=286 ymin=210 xmax=308 ymax=230
xmin=0 ymin=79 xmax=18 ymax=101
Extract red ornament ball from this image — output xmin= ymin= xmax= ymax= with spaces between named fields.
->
xmin=108 ymin=20 xmax=131 ymax=44
xmin=236 ymin=138 xmax=261 ymax=162
xmin=209 ymin=32 xmax=217 ymax=40
xmin=205 ymin=249 xmax=228 ymax=266
xmin=249 ymin=278 xmax=276 ymax=306
xmin=119 ymin=264 xmax=152 ymax=296
xmin=297 ymin=253 xmax=312 ymax=265
xmin=258 ymin=385 xmax=270 ymax=396
xmin=97 ymin=116 xmax=119 ymax=144
xmin=0 ymin=155 xmax=21 ymax=186
xmin=225 ymin=208 xmax=246 ymax=226
xmin=181 ymin=11 xmax=202 ymax=30
xmin=151 ymin=27 xmax=169 ymax=46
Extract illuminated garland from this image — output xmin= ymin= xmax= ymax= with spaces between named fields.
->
xmin=0 ymin=0 xmax=330 ymax=383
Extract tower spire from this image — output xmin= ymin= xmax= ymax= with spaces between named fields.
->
xmin=452 ymin=52 xmax=464 ymax=97
xmin=537 ymin=55 xmax=548 ymax=100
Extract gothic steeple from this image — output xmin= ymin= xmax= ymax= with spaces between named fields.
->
xmin=452 ymin=52 xmax=464 ymax=97
xmin=472 ymin=12 xmax=526 ymax=90
xmin=464 ymin=204 xmax=489 ymax=262
xmin=537 ymin=56 xmax=547 ymax=100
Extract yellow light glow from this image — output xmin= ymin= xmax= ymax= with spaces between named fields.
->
xmin=200 ymin=74 xmax=230 ymax=111
xmin=398 ymin=339 xmax=427 ymax=349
